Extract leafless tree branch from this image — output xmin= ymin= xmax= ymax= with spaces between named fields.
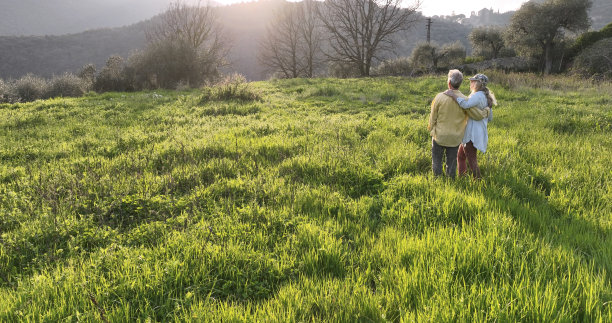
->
xmin=318 ymin=0 xmax=420 ymax=76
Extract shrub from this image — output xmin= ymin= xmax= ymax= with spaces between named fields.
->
xmin=567 ymin=22 xmax=612 ymax=60
xmin=143 ymin=1 xmax=227 ymax=89
xmin=372 ymin=57 xmax=414 ymax=76
xmin=0 ymin=79 xmax=13 ymax=103
xmin=45 ymin=73 xmax=90 ymax=99
xmin=328 ymin=62 xmax=361 ymax=78
xmin=464 ymin=56 xmax=485 ymax=64
xmin=122 ymin=50 xmax=156 ymax=91
xmin=571 ymin=38 xmax=612 ymax=80
xmin=14 ymin=74 xmax=48 ymax=102
xmin=125 ymin=37 xmax=224 ymax=90
xmin=499 ymin=47 xmax=517 ymax=58
xmin=200 ymin=74 xmax=261 ymax=103
xmin=78 ymin=64 xmax=97 ymax=87
xmin=94 ymin=55 xmax=129 ymax=93
xmin=482 ymin=70 xmax=606 ymax=91
xmin=410 ymin=41 xmax=466 ymax=72
xmin=439 ymin=41 xmax=467 ymax=68
xmin=459 ymin=57 xmax=537 ymax=75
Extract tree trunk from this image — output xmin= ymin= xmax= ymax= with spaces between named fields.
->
xmin=544 ymin=42 xmax=553 ymax=74
xmin=364 ymin=58 xmax=371 ymax=77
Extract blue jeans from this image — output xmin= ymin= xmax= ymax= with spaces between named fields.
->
xmin=432 ymin=139 xmax=459 ymax=178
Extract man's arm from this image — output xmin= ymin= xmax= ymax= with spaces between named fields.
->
xmin=428 ymin=95 xmax=439 ymax=131
xmin=466 ymin=106 xmax=490 ymax=121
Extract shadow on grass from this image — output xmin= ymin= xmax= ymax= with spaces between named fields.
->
xmin=479 ymin=171 xmax=611 ymax=282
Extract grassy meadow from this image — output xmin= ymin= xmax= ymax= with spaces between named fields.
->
xmin=0 ymin=74 xmax=610 ymax=321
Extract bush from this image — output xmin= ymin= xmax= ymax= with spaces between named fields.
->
xmin=14 ymin=74 xmax=48 ymax=102
xmin=0 ymin=79 xmax=13 ymax=103
xmin=45 ymin=73 xmax=90 ymax=99
xmin=94 ymin=55 xmax=130 ymax=93
xmin=125 ymin=37 xmax=223 ymax=90
xmin=200 ymin=74 xmax=261 ymax=103
xmin=123 ymin=50 xmax=156 ymax=91
xmin=499 ymin=47 xmax=517 ymax=58
xmin=372 ymin=57 xmax=414 ymax=76
xmin=1 ymin=73 xmax=91 ymax=103
xmin=571 ymin=38 xmax=612 ymax=80
xmin=410 ymin=41 xmax=466 ymax=72
xmin=482 ymin=70 xmax=604 ymax=91
xmin=459 ymin=57 xmax=537 ymax=75
xmin=567 ymin=22 xmax=612 ymax=60
xmin=464 ymin=56 xmax=485 ymax=64
xmin=439 ymin=41 xmax=467 ymax=68
xmin=78 ymin=64 xmax=97 ymax=87
xmin=328 ymin=62 xmax=361 ymax=78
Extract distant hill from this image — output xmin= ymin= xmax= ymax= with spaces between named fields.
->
xmin=0 ymin=22 xmax=149 ymax=80
xmin=0 ymin=0 xmax=175 ymax=36
xmin=0 ymin=0 xmax=609 ymax=81
xmin=0 ymin=1 xmax=278 ymax=81
xmin=0 ymin=0 xmax=224 ymax=37
xmin=0 ymin=1 xmax=473 ymax=81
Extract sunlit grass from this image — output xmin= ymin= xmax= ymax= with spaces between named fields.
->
xmin=0 ymin=76 xmax=610 ymax=321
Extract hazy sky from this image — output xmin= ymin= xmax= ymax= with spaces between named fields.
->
xmin=417 ymin=0 xmax=528 ymax=16
xmin=213 ymin=0 xmax=529 ymax=17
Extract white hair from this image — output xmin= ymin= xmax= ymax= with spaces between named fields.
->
xmin=447 ymin=69 xmax=463 ymax=89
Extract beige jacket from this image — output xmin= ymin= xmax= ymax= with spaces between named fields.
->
xmin=428 ymin=90 xmax=489 ymax=147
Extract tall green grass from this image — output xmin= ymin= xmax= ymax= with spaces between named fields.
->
xmin=0 ymin=76 xmax=610 ymax=321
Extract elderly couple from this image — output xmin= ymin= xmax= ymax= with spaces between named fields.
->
xmin=428 ymin=70 xmax=497 ymax=179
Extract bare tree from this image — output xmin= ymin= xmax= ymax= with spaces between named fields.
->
xmin=259 ymin=0 xmax=323 ymax=78
xmin=259 ymin=3 xmax=303 ymax=78
xmin=148 ymin=1 xmax=220 ymax=49
xmin=145 ymin=0 xmax=229 ymax=86
xmin=317 ymin=0 xmax=421 ymax=77
xmin=299 ymin=0 xmax=324 ymax=77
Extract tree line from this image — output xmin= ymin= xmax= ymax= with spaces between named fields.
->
xmin=1 ymin=0 xmax=609 ymax=103
xmin=258 ymin=0 xmax=601 ymax=77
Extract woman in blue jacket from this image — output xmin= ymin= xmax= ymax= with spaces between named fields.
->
xmin=443 ymin=74 xmax=496 ymax=179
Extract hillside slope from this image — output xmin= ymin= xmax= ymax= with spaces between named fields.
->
xmin=0 ymin=0 xmax=175 ymax=36
xmin=0 ymin=2 xmax=471 ymax=80
xmin=0 ymin=76 xmax=610 ymax=321
xmin=1 ymin=0 xmax=609 ymax=80
xmin=0 ymin=22 xmax=149 ymax=79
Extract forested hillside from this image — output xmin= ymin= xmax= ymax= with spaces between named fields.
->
xmin=0 ymin=0 xmax=180 ymax=36
xmin=0 ymin=1 xmax=473 ymax=81
xmin=0 ymin=22 xmax=149 ymax=80
xmin=0 ymin=0 xmax=609 ymax=80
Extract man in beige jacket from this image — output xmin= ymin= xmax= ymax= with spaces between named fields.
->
xmin=428 ymin=70 xmax=489 ymax=178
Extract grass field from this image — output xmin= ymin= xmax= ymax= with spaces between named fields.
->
xmin=0 ymin=74 xmax=610 ymax=321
